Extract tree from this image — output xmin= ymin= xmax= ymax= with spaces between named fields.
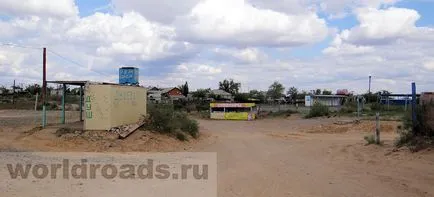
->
xmin=315 ymin=89 xmax=322 ymax=95
xmin=234 ymin=93 xmax=250 ymax=102
xmin=322 ymin=89 xmax=332 ymax=95
xmin=249 ymin=90 xmax=266 ymax=103
xmin=178 ymin=81 xmax=189 ymax=96
xmin=287 ymin=87 xmax=298 ymax=103
xmin=267 ymin=81 xmax=285 ymax=101
xmin=218 ymin=79 xmax=240 ymax=95
xmin=0 ymin=86 xmax=9 ymax=94
xmin=376 ymin=90 xmax=391 ymax=95
xmin=25 ymin=84 xmax=42 ymax=95
xmin=192 ymin=88 xmax=210 ymax=100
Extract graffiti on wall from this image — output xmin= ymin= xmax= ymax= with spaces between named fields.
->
xmin=85 ymin=96 xmax=92 ymax=119
xmin=113 ymin=90 xmax=138 ymax=106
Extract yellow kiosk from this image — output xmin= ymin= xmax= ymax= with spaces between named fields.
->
xmin=210 ymin=103 xmax=257 ymax=120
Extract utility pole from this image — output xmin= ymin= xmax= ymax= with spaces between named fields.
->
xmin=12 ymin=80 xmax=15 ymax=105
xmin=42 ymin=48 xmax=47 ymax=127
xmin=368 ymin=75 xmax=371 ymax=94
xmin=42 ymin=48 xmax=46 ymax=105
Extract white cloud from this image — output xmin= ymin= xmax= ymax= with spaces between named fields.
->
xmin=345 ymin=7 xmax=420 ymax=44
xmin=175 ymin=0 xmax=328 ymax=47
xmin=214 ymin=47 xmax=267 ymax=63
xmin=112 ymin=0 xmax=200 ymax=24
xmin=424 ymin=60 xmax=434 ymax=71
xmin=66 ymin=12 xmax=192 ymax=61
xmin=0 ymin=0 xmax=78 ymax=18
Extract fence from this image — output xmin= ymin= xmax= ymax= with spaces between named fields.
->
xmin=0 ymin=92 xmax=82 ymax=128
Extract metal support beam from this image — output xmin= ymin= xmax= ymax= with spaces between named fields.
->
xmin=79 ymin=85 xmax=83 ymax=121
xmin=61 ymin=84 xmax=66 ymax=124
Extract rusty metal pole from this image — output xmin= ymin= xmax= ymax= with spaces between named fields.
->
xmin=42 ymin=48 xmax=46 ymax=105
xmin=42 ymin=48 xmax=47 ymax=127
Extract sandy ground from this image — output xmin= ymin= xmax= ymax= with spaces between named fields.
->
xmin=1 ymin=110 xmax=434 ymax=197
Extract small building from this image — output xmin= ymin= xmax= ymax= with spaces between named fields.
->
xmin=85 ymin=83 xmax=147 ymax=130
xmin=161 ymin=87 xmax=185 ymax=101
xmin=305 ymin=95 xmax=346 ymax=107
xmin=210 ymin=103 xmax=257 ymax=120
xmin=147 ymin=87 xmax=185 ymax=103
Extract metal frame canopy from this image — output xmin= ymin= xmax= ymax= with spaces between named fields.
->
xmin=45 ymin=80 xmax=89 ymax=124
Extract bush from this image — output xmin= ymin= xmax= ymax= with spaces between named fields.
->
xmin=364 ymin=134 xmax=379 ymax=145
xmin=394 ymin=104 xmax=434 ymax=151
xmin=146 ymin=104 xmax=200 ymax=140
xmin=180 ymin=119 xmax=199 ymax=138
xmin=147 ymin=104 xmax=176 ymax=133
xmin=339 ymin=100 xmax=357 ymax=114
xmin=176 ymin=132 xmax=188 ymax=141
xmin=306 ymin=102 xmax=329 ymax=118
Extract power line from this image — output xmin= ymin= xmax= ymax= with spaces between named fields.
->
xmin=46 ymin=49 xmax=112 ymax=77
xmin=0 ymin=43 xmax=43 ymax=50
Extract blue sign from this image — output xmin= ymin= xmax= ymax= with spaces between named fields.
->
xmin=119 ymin=67 xmax=139 ymax=85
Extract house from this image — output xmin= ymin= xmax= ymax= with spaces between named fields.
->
xmin=146 ymin=87 xmax=185 ymax=103
xmin=305 ymin=95 xmax=347 ymax=107
xmin=209 ymin=89 xmax=233 ymax=101
xmin=161 ymin=87 xmax=185 ymax=101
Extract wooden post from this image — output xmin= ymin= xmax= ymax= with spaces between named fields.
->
xmin=411 ymin=82 xmax=417 ymax=133
xmin=375 ymin=112 xmax=380 ymax=144
xmin=34 ymin=92 xmax=39 ymax=111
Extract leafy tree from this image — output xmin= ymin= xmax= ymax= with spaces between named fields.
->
xmin=287 ymin=87 xmax=298 ymax=103
xmin=297 ymin=90 xmax=308 ymax=100
xmin=267 ymin=81 xmax=285 ymax=101
xmin=249 ymin=90 xmax=266 ymax=103
xmin=234 ymin=93 xmax=250 ymax=102
xmin=0 ymin=86 xmax=9 ymax=94
xmin=322 ymin=89 xmax=332 ymax=95
xmin=376 ymin=90 xmax=391 ymax=95
xmin=178 ymin=81 xmax=189 ymax=96
xmin=219 ymin=79 xmax=240 ymax=95
xmin=25 ymin=84 xmax=42 ymax=95
xmin=315 ymin=89 xmax=322 ymax=95
xmin=192 ymin=88 xmax=210 ymax=100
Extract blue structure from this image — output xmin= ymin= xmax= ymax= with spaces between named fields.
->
xmin=379 ymin=93 xmax=420 ymax=106
xmin=119 ymin=67 xmax=139 ymax=85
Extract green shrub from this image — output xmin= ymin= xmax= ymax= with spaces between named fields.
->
xmin=176 ymin=132 xmax=188 ymax=141
xmin=364 ymin=135 xmax=376 ymax=145
xmin=306 ymin=102 xmax=329 ymax=118
xmin=146 ymin=104 xmax=200 ymax=140
xmin=147 ymin=104 xmax=176 ymax=133
xmin=181 ymin=119 xmax=199 ymax=138
xmin=394 ymin=104 xmax=434 ymax=151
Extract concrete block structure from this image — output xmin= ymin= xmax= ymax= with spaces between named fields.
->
xmin=84 ymin=84 xmax=147 ymax=130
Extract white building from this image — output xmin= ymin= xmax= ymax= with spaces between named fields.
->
xmin=305 ymin=95 xmax=347 ymax=107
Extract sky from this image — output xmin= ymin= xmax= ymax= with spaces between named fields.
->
xmin=0 ymin=0 xmax=433 ymax=94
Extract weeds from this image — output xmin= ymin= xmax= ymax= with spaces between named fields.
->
xmin=146 ymin=104 xmax=200 ymax=140
xmin=394 ymin=104 xmax=434 ymax=152
xmin=364 ymin=135 xmax=376 ymax=145
xmin=305 ymin=103 xmax=329 ymax=118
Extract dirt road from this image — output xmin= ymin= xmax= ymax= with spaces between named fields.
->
xmin=1 ymin=109 xmax=434 ymax=197
xmin=194 ymin=118 xmax=434 ymax=197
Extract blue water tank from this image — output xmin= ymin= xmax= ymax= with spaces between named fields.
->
xmin=119 ymin=67 xmax=139 ymax=85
